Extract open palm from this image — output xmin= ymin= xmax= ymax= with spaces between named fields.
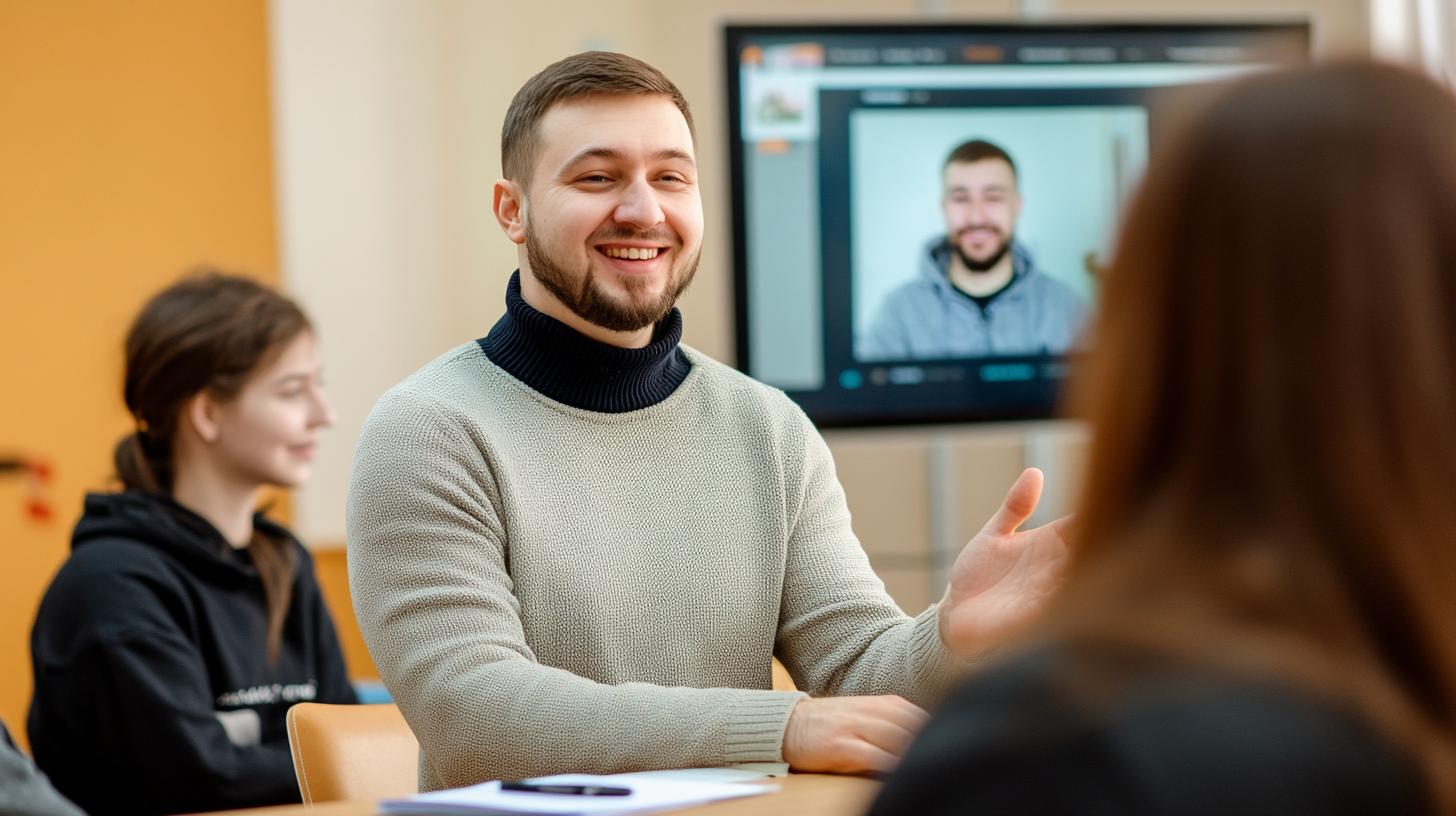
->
xmin=938 ymin=468 xmax=1074 ymax=657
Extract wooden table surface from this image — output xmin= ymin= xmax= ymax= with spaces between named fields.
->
xmin=207 ymin=774 xmax=881 ymax=816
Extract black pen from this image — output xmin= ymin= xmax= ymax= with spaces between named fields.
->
xmin=500 ymin=781 xmax=632 ymax=797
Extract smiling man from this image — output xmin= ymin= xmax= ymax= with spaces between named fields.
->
xmin=347 ymin=52 xmax=1072 ymax=790
xmin=860 ymin=139 xmax=1088 ymax=361
xmin=505 ymin=92 xmax=702 ymax=350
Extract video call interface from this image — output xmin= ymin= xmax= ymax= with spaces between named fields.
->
xmin=726 ymin=24 xmax=1308 ymax=427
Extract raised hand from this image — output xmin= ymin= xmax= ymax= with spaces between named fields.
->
xmin=937 ymin=468 xmax=1073 ymax=657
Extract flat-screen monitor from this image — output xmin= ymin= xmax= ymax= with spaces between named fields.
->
xmin=725 ymin=22 xmax=1309 ymax=427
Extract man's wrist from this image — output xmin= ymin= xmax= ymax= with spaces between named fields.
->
xmin=934 ymin=591 xmax=956 ymax=650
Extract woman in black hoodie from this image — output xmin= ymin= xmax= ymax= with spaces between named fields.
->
xmin=28 ymin=271 xmax=358 ymax=815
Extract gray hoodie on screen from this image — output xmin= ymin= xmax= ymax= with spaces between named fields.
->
xmin=859 ymin=237 xmax=1089 ymax=361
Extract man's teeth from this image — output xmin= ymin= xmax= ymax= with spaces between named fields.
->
xmin=603 ymin=247 xmax=660 ymax=260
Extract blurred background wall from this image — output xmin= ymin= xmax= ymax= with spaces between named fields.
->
xmin=2 ymin=0 xmax=1424 ymax=747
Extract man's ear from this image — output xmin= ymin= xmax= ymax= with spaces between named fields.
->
xmin=183 ymin=391 xmax=223 ymax=444
xmin=493 ymin=179 xmax=527 ymax=245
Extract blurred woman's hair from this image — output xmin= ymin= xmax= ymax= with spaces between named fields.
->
xmin=114 ymin=269 xmax=312 ymax=662
xmin=1061 ymin=60 xmax=1456 ymax=807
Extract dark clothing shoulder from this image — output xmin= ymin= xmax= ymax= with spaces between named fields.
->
xmin=28 ymin=491 xmax=357 ymax=816
xmin=868 ymin=643 xmax=1429 ymax=816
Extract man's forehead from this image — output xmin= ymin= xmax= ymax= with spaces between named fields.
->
xmin=536 ymin=94 xmax=695 ymax=169
xmin=943 ymin=158 xmax=1016 ymax=188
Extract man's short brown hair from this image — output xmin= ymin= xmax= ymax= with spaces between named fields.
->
xmin=943 ymin=138 xmax=1018 ymax=178
xmin=501 ymin=51 xmax=695 ymax=187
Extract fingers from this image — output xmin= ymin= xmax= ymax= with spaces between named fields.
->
xmin=839 ymin=740 xmax=901 ymax=774
xmin=981 ymin=467 xmax=1044 ymax=536
xmin=855 ymin=716 xmax=919 ymax=759
xmin=879 ymin=695 xmax=930 ymax=734
xmin=857 ymin=696 xmax=930 ymax=771
xmin=852 ymin=695 xmax=927 ymax=756
xmin=782 ymin=695 xmax=931 ymax=775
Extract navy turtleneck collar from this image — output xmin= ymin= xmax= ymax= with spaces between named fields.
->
xmin=476 ymin=271 xmax=693 ymax=413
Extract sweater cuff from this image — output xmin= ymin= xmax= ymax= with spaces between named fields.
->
xmin=907 ymin=604 xmax=971 ymax=704
xmin=720 ymin=690 xmax=807 ymax=764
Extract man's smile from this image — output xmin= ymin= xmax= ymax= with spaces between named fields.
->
xmin=597 ymin=244 xmax=665 ymax=260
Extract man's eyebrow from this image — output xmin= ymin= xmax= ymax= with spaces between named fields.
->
xmin=945 ymin=183 xmax=1012 ymax=193
xmin=559 ymin=147 xmax=696 ymax=170
xmin=651 ymin=148 xmax=696 ymax=165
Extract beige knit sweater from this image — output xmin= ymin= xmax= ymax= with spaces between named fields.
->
xmin=346 ymin=342 xmax=956 ymax=790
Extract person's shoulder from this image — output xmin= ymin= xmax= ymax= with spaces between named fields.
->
xmin=35 ymin=537 xmax=186 ymax=644
xmin=678 ymin=346 xmax=787 ymax=401
xmin=375 ymin=341 xmax=492 ymax=408
xmin=881 ymin=275 xmax=942 ymax=307
xmin=1018 ymin=261 xmax=1087 ymax=306
xmin=53 ymin=534 xmax=174 ymax=587
xmin=937 ymin=641 xmax=1401 ymax=755
xmin=678 ymin=346 xmax=811 ymax=425
xmin=359 ymin=341 xmax=515 ymax=439
xmin=898 ymin=642 xmax=1427 ymax=815
xmin=911 ymin=642 xmax=1086 ymax=744
xmin=1102 ymin=664 xmax=1424 ymax=813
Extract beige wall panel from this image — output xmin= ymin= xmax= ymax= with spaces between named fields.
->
xmin=825 ymin=431 xmax=932 ymax=558
xmin=948 ymin=428 xmax=1032 ymax=542
xmin=873 ymin=564 xmax=938 ymax=615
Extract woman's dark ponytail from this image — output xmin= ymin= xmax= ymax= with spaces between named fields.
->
xmin=113 ymin=431 xmax=167 ymax=494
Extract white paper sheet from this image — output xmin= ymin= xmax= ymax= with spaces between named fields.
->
xmin=378 ymin=773 xmax=775 ymax=815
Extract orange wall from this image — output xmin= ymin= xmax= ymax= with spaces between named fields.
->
xmin=312 ymin=547 xmax=379 ymax=681
xmin=0 ymin=0 xmax=280 ymax=749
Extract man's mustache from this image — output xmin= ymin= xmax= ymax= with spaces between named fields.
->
xmin=955 ymin=225 xmax=1003 ymax=239
xmin=591 ymin=226 xmax=679 ymax=245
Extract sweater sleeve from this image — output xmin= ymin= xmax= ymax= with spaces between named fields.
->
xmin=773 ymin=410 xmax=965 ymax=708
xmin=346 ymin=388 xmax=805 ymax=789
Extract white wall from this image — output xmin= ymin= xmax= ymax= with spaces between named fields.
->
xmin=1369 ymin=0 xmax=1455 ymax=82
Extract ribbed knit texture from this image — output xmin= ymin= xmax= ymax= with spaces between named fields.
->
xmin=347 ymin=341 xmax=959 ymax=791
xmin=477 ymin=271 xmax=691 ymax=413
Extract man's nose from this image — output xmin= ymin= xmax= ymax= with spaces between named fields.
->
xmin=613 ymin=178 xmax=665 ymax=229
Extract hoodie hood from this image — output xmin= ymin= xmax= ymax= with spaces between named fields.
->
xmin=72 ymin=491 xmax=290 ymax=585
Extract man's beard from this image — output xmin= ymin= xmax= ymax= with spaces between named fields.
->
xmin=952 ymin=228 xmax=1012 ymax=273
xmin=525 ymin=220 xmax=700 ymax=333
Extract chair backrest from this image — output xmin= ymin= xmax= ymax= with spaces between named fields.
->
xmin=771 ymin=656 xmax=797 ymax=691
xmin=285 ymin=702 xmax=419 ymax=804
